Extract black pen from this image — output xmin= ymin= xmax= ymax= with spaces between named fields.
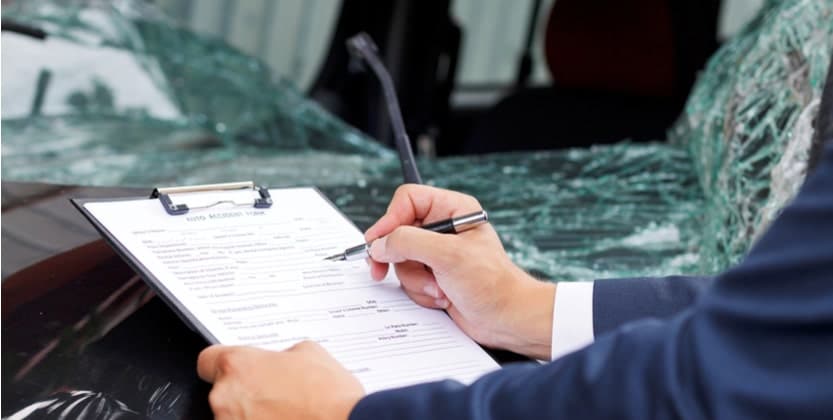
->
xmin=323 ymin=210 xmax=489 ymax=261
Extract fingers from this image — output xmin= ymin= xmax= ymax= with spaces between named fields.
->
xmin=365 ymin=212 xmax=409 ymax=244
xmin=364 ymin=186 xmax=481 ymax=282
xmin=198 ymin=345 xmax=234 ymax=383
xmin=287 ymin=340 xmax=326 ymax=355
xmin=395 ymin=261 xmax=447 ymax=308
xmin=364 ymin=184 xmax=434 ymax=240
xmin=369 ymin=226 xmax=459 ymax=271
xmin=369 ymin=258 xmax=389 ymax=281
xmin=364 ymin=185 xmax=482 ymax=242
xmin=396 ymin=262 xmax=443 ymax=298
xmin=198 ymin=342 xmax=327 ymax=384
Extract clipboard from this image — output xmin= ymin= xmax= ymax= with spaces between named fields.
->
xmin=150 ymin=181 xmax=273 ymax=215
xmin=70 ymin=181 xmax=346 ymax=344
xmin=71 ymin=181 xmax=510 ymax=378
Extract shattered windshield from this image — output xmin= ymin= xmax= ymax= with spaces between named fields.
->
xmin=3 ymin=0 xmax=830 ymax=280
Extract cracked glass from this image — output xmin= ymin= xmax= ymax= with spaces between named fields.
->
xmin=2 ymin=0 xmax=831 ymax=281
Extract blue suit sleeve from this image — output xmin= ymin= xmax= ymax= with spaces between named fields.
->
xmin=593 ymin=275 xmax=714 ymax=336
xmin=350 ymin=141 xmax=833 ymax=420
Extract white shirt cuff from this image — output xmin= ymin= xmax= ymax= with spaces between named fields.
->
xmin=550 ymin=281 xmax=595 ymax=360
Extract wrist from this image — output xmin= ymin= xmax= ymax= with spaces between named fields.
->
xmin=493 ymin=273 xmax=556 ymax=360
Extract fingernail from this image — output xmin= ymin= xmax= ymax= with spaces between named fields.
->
xmin=423 ymin=284 xmax=440 ymax=298
xmin=435 ymin=298 xmax=449 ymax=309
xmin=369 ymin=237 xmax=386 ymax=261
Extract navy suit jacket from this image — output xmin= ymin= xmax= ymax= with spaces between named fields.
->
xmin=350 ymin=140 xmax=833 ymax=419
xmin=593 ymin=275 xmax=713 ymax=337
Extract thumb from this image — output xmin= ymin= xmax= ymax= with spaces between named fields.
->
xmin=369 ymin=226 xmax=458 ymax=270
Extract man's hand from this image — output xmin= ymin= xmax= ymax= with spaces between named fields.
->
xmin=197 ymin=341 xmax=364 ymax=420
xmin=365 ymin=184 xmax=556 ymax=360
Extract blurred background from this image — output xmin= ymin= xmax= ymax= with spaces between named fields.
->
xmin=3 ymin=0 xmax=766 ymax=159
xmin=152 ymin=0 xmax=764 ymax=155
xmin=150 ymin=0 xmax=764 ymax=90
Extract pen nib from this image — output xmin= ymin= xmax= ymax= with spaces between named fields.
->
xmin=323 ymin=253 xmax=345 ymax=261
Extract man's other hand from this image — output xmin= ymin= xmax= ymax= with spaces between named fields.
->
xmin=197 ymin=341 xmax=364 ymax=420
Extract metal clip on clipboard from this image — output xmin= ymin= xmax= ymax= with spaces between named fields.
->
xmin=150 ymin=181 xmax=273 ymax=215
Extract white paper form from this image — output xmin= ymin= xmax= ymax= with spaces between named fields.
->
xmin=84 ymin=188 xmax=499 ymax=392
